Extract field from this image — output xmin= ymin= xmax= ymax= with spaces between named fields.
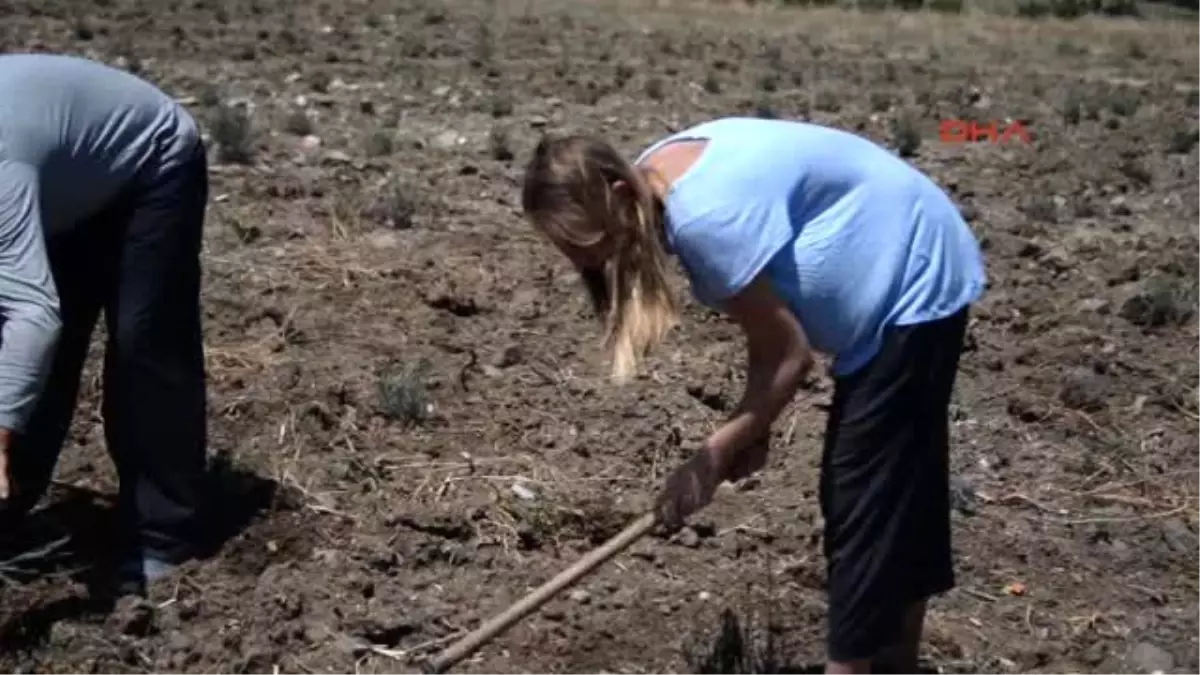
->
xmin=0 ymin=0 xmax=1198 ymax=672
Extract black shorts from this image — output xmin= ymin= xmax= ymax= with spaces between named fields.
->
xmin=820 ymin=306 xmax=969 ymax=662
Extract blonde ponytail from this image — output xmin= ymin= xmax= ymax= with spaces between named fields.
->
xmin=521 ymin=134 xmax=680 ymax=382
xmin=604 ymin=173 xmax=678 ymax=381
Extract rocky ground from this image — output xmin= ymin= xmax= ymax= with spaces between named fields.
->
xmin=0 ymin=0 xmax=1197 ymax=673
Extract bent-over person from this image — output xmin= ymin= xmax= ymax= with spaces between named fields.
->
xmin=0 ymin=53 xmax=210 ymax=596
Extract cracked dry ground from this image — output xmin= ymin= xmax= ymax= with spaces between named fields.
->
xmin=0 ymin=0 xmax=1197 ymax=673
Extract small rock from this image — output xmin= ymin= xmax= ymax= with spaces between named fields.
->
xmin=1040 ymin=246 xmax=1072 ymax=274
xmin=630 ymin=548 xmax=657 ymax=563
xmin=958 ymin=203 xmax=980 ymax=222
xmin=1129 ymin=642 xmax=1173 ymax=673
xmin=698 ymin=591 xmax=712 ymax=602
xmin=332 ymin=632 xmax=365 ymax=655
xmin=301 ymin=134 xmax=321 ymax=150
xmin=1131 ymin=394 xmax=1149 ymax=414
xmin=177 ymin=597 xmax=201 ymax=620
xmin=366 ymin=231 xmax=401 ymax=250
xmin=432 ymin=85 xmax=451 ymax=97
xmin=529 ymin=115 xmax=548 ymax=128
xmin=46 ymin=620 xmax=74 ymax=645
xmin=1084 ymin=638 xmax=1108 ymax=662
xmin=675 ymin=527 xmax=701 ymax=548
xmin=1077 ymin=297 xmax=1111 ymax=314
xmin=493 ymin=345 xmax=523 ymax=368
xmin=510 ymin=482 xmax=536 ymax=501
xmin=606 ymin=589 xmax=634 ymax=609
xmin=542 ymin=607 xmax=566 ymax=621
xmin=302 ymin=621 xmax=328 ymax=644
xmin=114 ymin=598 xmax=156 ymax=637
xmin=734 ymin=475 xmax=761 ymax=491
xmin=568 ymin=589 xmax=591 ymax=605
xmin=431 ymin=130 xmax=461 ymax=149
xmin=1059 ymin=368 xmax=1108 ymax=412
xmin=949 ymin=476 xmax=978 ymax=516
xmin=321 ymin=150 xmax=352 ymax=165
xmin=1006 ymin=393 xmax=1042 ymax=423
xmin=1160 ymin=518 xmax=1196 ymax=555
xmin=167 ymin=630 xmax=193 ymax=653
xmin=1099 ymin=538 xmax=1128 ymax=559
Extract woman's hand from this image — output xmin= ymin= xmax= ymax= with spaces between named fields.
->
xmin=653 ymin=276 xmax=812 ymax=532
xmin=653 ymin=448 xmax=721 ymax=532
xmin=654 ymin=436 xmax=770 ymax=532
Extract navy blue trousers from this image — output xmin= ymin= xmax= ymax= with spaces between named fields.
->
xmin=8 ymin=143 xmax=209 ymax=562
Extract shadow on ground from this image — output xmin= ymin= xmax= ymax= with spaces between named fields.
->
xmin=686 ymin=608 xmax=943 ymax=675
xmin=0 ymin=452 xmax=277 ymax=650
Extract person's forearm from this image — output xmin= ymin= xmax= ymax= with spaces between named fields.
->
xmin=0 ymin=303 xmax=62 ymax=432
xmin=703 ymin=351 xmax=812 ymax=474
xmin=0 ymin=160 xmax=63 ymax=433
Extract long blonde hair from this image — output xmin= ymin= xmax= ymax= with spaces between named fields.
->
xmin=521 ymin=134 xmax=679 ymax=381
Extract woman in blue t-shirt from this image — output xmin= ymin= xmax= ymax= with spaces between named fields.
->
xmin=521 ymin=117 xmax=986 ymax=674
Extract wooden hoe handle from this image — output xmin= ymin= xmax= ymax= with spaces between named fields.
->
xmin=422 ymin=511 xmax=658 ymax=673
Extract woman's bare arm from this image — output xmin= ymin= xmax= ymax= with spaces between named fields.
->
xmin=702 ymin=274 xmax=813 ymax=476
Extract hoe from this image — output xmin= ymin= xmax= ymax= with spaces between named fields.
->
xmin=422 ymin=512 xmax=658 ymax=673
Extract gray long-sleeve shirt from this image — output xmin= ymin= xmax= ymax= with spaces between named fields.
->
xmin=0 ymin=53 xmax=201 ymax=432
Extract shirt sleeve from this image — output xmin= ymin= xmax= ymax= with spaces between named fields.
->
xmin=0 ymin=161 xmax=63 ymax=432
xmin=671 ymin=198 xmax=795 ymax=307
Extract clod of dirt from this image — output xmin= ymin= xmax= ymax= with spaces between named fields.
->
xmin=1016 ymin=239 xmax=1044 ymax=259
xmin=1159 ymin=518 xmax=1197 ymax=556
xmin=248 ymin=649 xmax=289 ymax=674
xmin=349 ymin=614 xmax=417 ymax=647
xmin=674 ymin=527 xmax=702 ymax=548
xmin=110 ymin=597 xmax=156 ymax=637
xmin=687 ymin=382 xmax=731 ymax=412
xmin=363 ymin=178 xmax=417 ymax=229
xmin=412 ymin=540 xmax=471 ymax=567
xmin=423 ymin=280 xmax=488 ymax=317
xmin=1076 ymin=297 xmax=1111 ymax=315
xmin=1006 ymin=393 xmax=1045 ymax=423
xmin=1039 ymin=245 xmax=1073 ymax=275
xmin=1129 ymin=642 xmax=1174 ymax=673
xmin=1119 ymin=276 xmax=1197 ymax=328
xmin=509 ymin=288 xmax=544 ymax=320
xmin=493 ymin=344 xmax=523 ymax=368
xmin=950 ymin=476 xmax=980 ymax=516
xmin=209 ymin=103 xmax=256 ymax=164
xmin=958 ymin=202 xmax=980 ymax=222
xmin=489 ymin=126 xmax=514 ymax=161
xmin=391 ymin=511 xmax=474 ymax=541
xmin=1058 ymin=368 xmax=1109 ymax=412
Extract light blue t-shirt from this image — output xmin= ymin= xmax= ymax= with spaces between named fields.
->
xmin=0 ymin=53 xmax=201 ymax=431
xmin=636 ymin=117 xmax=986 ymax=377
